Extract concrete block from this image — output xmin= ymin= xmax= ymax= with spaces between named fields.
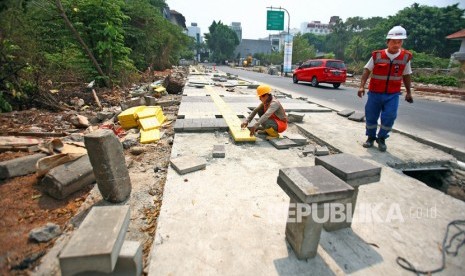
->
xmin=112 ymin=241 xmax=142 ymax=276
xmin=41 ymin=155 xmax=95 ymax=199
xmin=59 ymin=206 xmax=131 ymax=276
xmin=84 ymin=130 xmax=131 ymax=203
xmin=302 ymin=145 xmax=316 ymax=156
xmin=170 ymin=156 xmax=206 ymax=175
xmin=269 ymin=138 xmax=299 ymax=149
xmin=278 ymin=167 xmax=354 ymax=259
xmin=315 ymin=153 xmax=381 ymax=231
xmin=120 ymin=98 xmax=145 ymax=111
xmin=348 ymin=112 xmax=365 ymax=122
xmin=287 ymin=112 xmax=305 ymax=123
xmin=144 ymin=96 xmax=158 ymax=106
xmin=337 ymin=109 xmax=355 ymax=117
xmin=277 ymin=166 xmax=354 ymax=204
xmin=285 ymin=198 xmax=326 ymax=259
xmin=284 ymin=133 xmax=308 ymax=145
xmin=212 ymin=145 xmax=225 ymax=158
xmin=173 ymin=119 xmax=184 ymax=133
xmin=0 ymin=153 xmax=46 ymax=179
xmin=315 ymin=153 xmax=381 ymax=186
xmin=314 ymin=146 xmax=329 ymax=156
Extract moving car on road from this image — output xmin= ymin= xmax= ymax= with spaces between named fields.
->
xmin=292 ymin=59 xmax=347 ymax=88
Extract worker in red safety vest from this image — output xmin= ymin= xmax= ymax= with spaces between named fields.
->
xmin=357 ymin=25 xmax=413 ymax=152
xmin=241 ymin=84 xmax=288 ymax=139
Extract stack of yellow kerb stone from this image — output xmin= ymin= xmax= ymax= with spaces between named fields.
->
xmin=117 ymin=106 xmax=166 ymax=143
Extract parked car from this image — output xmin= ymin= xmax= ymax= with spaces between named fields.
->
xmin=292 ymin=59 xmax=347 ymax=88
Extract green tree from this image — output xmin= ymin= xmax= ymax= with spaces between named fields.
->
xmin=344 ymin=36 xmax=370 ymax=63
xmin=325 ymin=18 xmax=350 ymax=59
xmin=386 ymin=3 xmax=465 ymax=57
xmin=291 ymin=34 xmax=316 ymax=64
xmin=301 ymin=33 xmax=325 ymax=53
xmin=123 ymin=0 xmax=191 ymax=70
xmin=204 ymin=21 xmax=239 ymax=63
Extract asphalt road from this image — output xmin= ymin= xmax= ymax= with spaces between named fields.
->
xmin=219 ymin=66 xmax=465 ymax=150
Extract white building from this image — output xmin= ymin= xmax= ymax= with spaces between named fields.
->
xmin=187 ymin=23 xmax=202 ymax=43
xmin=229 ymin=22 xmax=242 ymax=42
xmin=300 ymin=16 xmax=339 ymax=36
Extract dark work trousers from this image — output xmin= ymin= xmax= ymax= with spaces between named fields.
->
xmin=365 ymin=92 xmax=401 ymax=139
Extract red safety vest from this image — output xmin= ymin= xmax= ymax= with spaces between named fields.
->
xmin=368 ymin=49 xmax=412 ymax=93
xmin=264 ymin=98 xmax=288 ymax=133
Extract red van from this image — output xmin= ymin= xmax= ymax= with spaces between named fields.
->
xmin=292 ymin=59 xmax=347 ymax=88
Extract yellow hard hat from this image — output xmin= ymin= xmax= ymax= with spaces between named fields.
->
xmin=256 ymin=84 xmax=272 ymax=97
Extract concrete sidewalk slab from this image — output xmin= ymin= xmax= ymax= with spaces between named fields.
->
xmin=147 ymin=71 xmax=465 ymax=275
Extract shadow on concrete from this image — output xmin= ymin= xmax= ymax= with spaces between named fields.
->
xmin=319 ymin=228 xmax=383 ymax=274
xmin=273 ymin=240 xmax=336 ymax=276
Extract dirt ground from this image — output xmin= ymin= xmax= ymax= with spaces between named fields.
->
xmin=0 ymin=71 xmax=463 ymax=275
xmin=0 ymin=69 xmax=178 ymax=275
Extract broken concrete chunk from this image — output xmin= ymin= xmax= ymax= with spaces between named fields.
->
xmin=348 ymin=112 xmax=365 ymax=122
xmin=29 ymin=223 xmax=61 ymax=243
xmin=69 ymin=115 xmax=89 ymax=128
xmin=337 ymin=109 xmax=355 ymax=117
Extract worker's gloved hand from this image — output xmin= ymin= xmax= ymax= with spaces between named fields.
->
xmin=240 ymin=121 xmax=248 ymax=129
xmin=249 ymin=126 xmax=256 ymax=137
xmin=405 ymin=94 xmax=413 ymax=103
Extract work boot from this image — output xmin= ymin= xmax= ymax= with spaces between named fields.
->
xmin=363 ymin=137 xmax=376 ymax=148
xmin=377 ymin=137 xmax=387 ymax=152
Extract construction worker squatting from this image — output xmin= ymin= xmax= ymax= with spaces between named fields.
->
xmin=241 ymin=84 xmax=288 ymax=139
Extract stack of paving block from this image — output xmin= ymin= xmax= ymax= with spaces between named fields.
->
xmin=118 ymin=106 xmax=147 ymax=129
xmin=117 ymin=105 xmax=166 ymax=144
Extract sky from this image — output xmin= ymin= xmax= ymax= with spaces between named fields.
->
xmin=166 ymin=0 xmax=465 ymax=39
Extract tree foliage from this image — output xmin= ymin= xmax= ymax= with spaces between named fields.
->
xmin=386 ymin=3 xmax=465 ymax=58
xmin=291 ymin=34 xmax=315 ymax=64
xmin=204 ymin=21 xmax=239 ymax=63
xmin=0 ymin=0 xmax=192 ymax=111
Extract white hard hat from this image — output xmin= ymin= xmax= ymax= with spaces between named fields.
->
xmin=386 ymin=26 xmax=407 ymax=39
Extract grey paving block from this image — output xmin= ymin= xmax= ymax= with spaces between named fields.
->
xmin=287 ymin=112 xmax=305 ymax=123
xmin=348 ymin=112 xmax=365 ymax=122
xmin=337 ymin=109 xmax=355 ymax=117
xmin=212 ymin=145 xmax=225 ymax=158
xmin=59 ymin=206 xmax=131 ymax=276
xmin=173 ymin=119 xmax=184 ymax=133
xmin=84 ymin=130 xmax=131 ymax=203
xmin=0 ymin=153 xmax=47 ymax=179
xmin=183 ymin=119 xmax=202 ymax=132
xmin=302 ymin=145 xmax=316 ymax=156
xmin=278 ymin=166 xmax=354 ymax=204
xmin=41 ymin=155 xmax=95 ymax=199
xmin=284 ymin=133 xmax=308 ymax=145
xmin=315 ymin=153 xmax=381 ymax=186
xmin=112 ymin=241 xmax=142 ymax=276
xmin=315 ymin=146 xmax=330 ymax=156
xmin=170 ymin=156 xmax=206 ymax=175
xmin=268 ymin=138 xmax=299 ymax=149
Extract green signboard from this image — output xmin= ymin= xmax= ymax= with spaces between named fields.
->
xmin=266 ymin=10 xmax=284 ymax=31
